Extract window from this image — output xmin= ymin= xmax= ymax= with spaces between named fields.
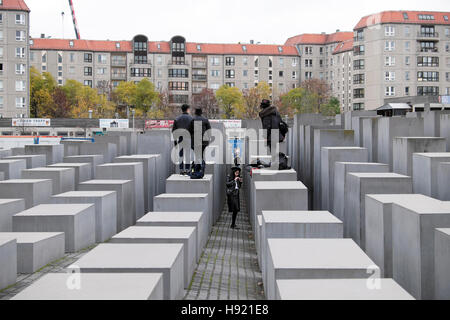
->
xmin=157 ymin=56 xmax=163 ymax=65
xmin=84 ymin=80 xmax=93 ymax=88
xmin=418 ymin=14 xmax=435 ymax=20
xmin=385 ymin=71 xmax=396 ymax=81
xmin=225 ymin=69 xmax=235 ymax=79
xmin=405 ymin=87 xmax=410 ymax=96
xmin=305 ymin=59 xmax=313 ymax=67
xmin=385 ymin=41 xmax=395 ymax=51
xmin=417 ymin=86 xmax=439 ymax=96
xmin=135 ymin=55 xmax=148 ymax=64
xmin=354 ymin=45 xmax=365 ymax=55
xmin=385 ymin=56 xmax=396 ymax=66
xmin=15 ymin=14 xmax=25 ymax=25
xmin=243 ymin=57 xmax=248 ymax=66
xmin=446 ymin=43 xmax=450 ymax=53
xmin=15 ymin=64 xmax=26 ymax=75
xmin=444 ymin=16 xmax=449 ymax=22
xmin=168 ymin=69 xmax=187 ymax=78
xmin=69 ymin=66 xmax=75 ymax=74
xmin=0 ymin=96 xmax=3 ymax=108
xmin=405 ymin=41 xmax=410 ymax=51
xmin=353 ymin=103 xmax=365 ymax=110
xmin=417 ymin=57 xmax=439 ymax=67
xmin=305 ymin=47 xmax=313 ymax=55
xmin=269 ymin=59 xmax=273 ymax=68
xmin=157 ymin=69 xmax=162 ymax=77
xmin=419 ymin=41 xmax=437 ymax=52
xmin=292 ymin=71 xmax=298 ymax=79
xmin=0 ymin=30 xmax=3 ymax=41
xmin=97 ymin=67 xmax=107 ymax=75
xmin=279 ymin=58 xmax=284 ymax=67
xmin=446 ymin=72 xmax=450 ymax=82
xmin=405 ymin=26 xmax=410 ymax=37
xmin=355 ymin=30 xmax=364 ymax=41
xmin=210 ymin=83 xmax=220 ymax=90
xmin=58 ymin=53 xmax=63 ymax=63
xmin=84 ymin=53 xmax=92 ymax=63
xmin=305 ymin=72 xmax=312 ymax=80
xmin=16 ymin=97 xmax=26 ymax=108
xmin=98 ymin=54 xmax=107 ymax=64
xmin=292 ymin=58 xmax=298 ymax=67
xmin=405 ymin=71 xmax=410 ymax=81
xmin=385 ymin=26 xmax=395 ymax=36
xmin=15 ymin=80 xmax=26 ymax=92
xmin=243 ymin=70 xmax=248 ymax=77
xmin=171 ymin=42 xmax=184 ymax=52
xmin=254 ymin=70 xmax=259 ymax=78
xmin=84 ymin=67 xmax=92 ymax=76
xmin=225 ymin=57 xmax=235 ymax=66
xmin=211 ymin=57 xmax=220 ymax=66
xmin=405 ymin=56 xmax=410 ymax=66
xmin=210 ymin=70 xmax=220 ymax=77
xmin=446 ymin=29 xmax=450 ymax=37
xmin=417 ymin=71 xmax=439 ymax=82
xmin=385 ymin=86 xmax=395 ymax=96
xmin=226 ymin=82 xmax=235 ymax=87
xmin=255 ymin=58 xmax=259 ymax=68
xmin=279 ymin=71 xmax=284 ymax=77
xmin=353 ymin=74 xmax=365 ymax=84
xmin=0 ymin=80 xmax=3 ymax=91
xmin=354 ymin=59 xmax=365 ymax=70
xmin=0 ymin=14 xmax=2 ymax=24
xmin=16 ymin=31 xmax=25 ymax=41
xmin=15 ymin=47 xmax=25 ymax=58
xmin=353 ymin=88 xmax=365 ymax=99
xmin=403 ymin=12 xmax=409 ymax=20
xmin=169 ymin=82 xmax=189 ymax=91
xmin=70 ymin=53 xmax=75 ymax=63
xmin=169 ymin=95 xmax=189 ymax=104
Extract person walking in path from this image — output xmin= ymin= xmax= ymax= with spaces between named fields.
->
xmin=172 ymin=104 xmax=193 ymax=175
xmin=227 ymin=166 xmax=243 ymax=229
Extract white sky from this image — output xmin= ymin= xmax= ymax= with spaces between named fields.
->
xmin=26 ymin=0 xmax=450 ymax=44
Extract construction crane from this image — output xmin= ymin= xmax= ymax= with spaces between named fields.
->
xmin=68 ymin=0 xmax=81 ymax=40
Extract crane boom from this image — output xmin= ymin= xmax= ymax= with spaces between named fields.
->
xmin=68 ymin=0 xmax=81 ymax=40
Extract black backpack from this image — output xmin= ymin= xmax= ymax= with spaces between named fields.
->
xmin=189 ymin=161 xmax=205 ymax=180
xmin=279 ymin=119 xmax=289 ymax=141
xmin=278 ymin=153 xmax=291 ymax=171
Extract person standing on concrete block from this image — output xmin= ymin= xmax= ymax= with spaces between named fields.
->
xmin=172 ymin=104 xmax=193 ymax=176
xmin=227 ymin=166 xmax=243 ymax=229
xmin=189 ymin=107 xmax=211 ymax=167
xmin=259 ymin=99 xmax=283 ymax=154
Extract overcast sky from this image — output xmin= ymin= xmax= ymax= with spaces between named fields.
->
xmin=26 ymin=0 xmax=449 ymax=44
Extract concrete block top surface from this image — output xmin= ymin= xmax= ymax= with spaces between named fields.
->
xmin=15 ymin=204 xmax=95 ymax=216
xmin=394 ymin=137 xmax=446 ymax=140
xmin=138 ymin=212 xmax=204 ymax=223
xmin=0 ymin=199 xmax=24 ymax=205
xmin=0 ymin=232 xmax=64 ymax=243
xmin=0 ymin=179 xmax=51 ymax=184
xmin=268 ymin=239 xmax=377 ymax=269
xmin=322 ymin=147 xmax=366 ymax=150
xmin=262 ymin=211 xmax=342 ymax=224
xmin=365 ymin=194 xmax=434 ymax=205
xmin=75 ymin=243 xmax=184 ymax=268
xmin=23 ymin=168 xmax=73 ymax=173
xmin=254 ymin=181 xmax=307 ymax=190
xmin=276 ymin=279 xmax=414 ymax=300
xmin=252 ymin=169 xmax=296 ymax=175
xmin=436 ymin=229 xmax=450 ymax=240
xmin=80 ymin=180 xmax=132 ymax=185
xmin=347 ymin=173 xmax=410 ymax=179
xmin=98 ymin=162 xmax=142 ymax=167
xmin=155 ymin=194 xmax=208 ymax=199
xmin=393 ymin=198 xmax=450 ymax=214
xmin=12 ymin=273 xmax=163 ymax=300
xmin=0 ymin=159 xmax=26 ymax=164
xmin=112 ymin=226 xmax=196 ymax=239
xmin=0 ymin=237 xmax=15 ymax=247
xmin=53 ymin=191 xmax=116 ymax=198
xmin=65 ymin=155 xmax=103 ymax=159
xmin=167 ymin=175 xmax=213 ymax=182
xmin=48 ymin=163 xmax=90 ymax=168
xmin=116 ymin=155 xmax=160 ymax=160
xmin=414 ymin=152 xmax=450 ymax=158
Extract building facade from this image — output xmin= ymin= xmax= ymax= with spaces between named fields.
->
xmin=0 ymin=0 xmax=30 ymax=118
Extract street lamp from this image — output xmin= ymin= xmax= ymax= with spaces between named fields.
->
xmin=131 ymin=109 xmax=136 ymax=130
xmin=88 ymin=110 xmax=93 ymax=119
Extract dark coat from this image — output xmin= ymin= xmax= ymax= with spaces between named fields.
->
xmin=226 ymin=174 xmax=242 ymax=213
xmin=259 ymin=106 xmax=282 ymax=144
xmin=189 ymin=115 xmax=212 ymax=149
xmin=172 ymin=112 xmax=193 ymax=145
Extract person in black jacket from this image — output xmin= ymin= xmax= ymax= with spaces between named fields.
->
xmin=189 ymin=107 xmax=212 ymax=164
xmin=227 ymin=166 xmax=243 ymax=229
xmin=172 ymin=104 xmax=193 ymax=175
xmin=259 ymin=99 xmax=283 ymax=152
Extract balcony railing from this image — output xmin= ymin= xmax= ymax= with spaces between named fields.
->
xmin=192 ymin=87 xmax=206 ymax=94
xmin=111 ymin=60 xmax=127 ymax=67
xmin=418 ymin=47 xmax=438 ymax=53
xmin=112 ymin=73 xmax=127 ymax=80
xmin=192 ymin=61 xmax=207 ymax=68
xmin=417 ymin=31 xmax=439 ymax=38
xmin=353 ymin=36 xmax=364 ymax=42
xmin=192 ymin=74 xmax=207 ymax=81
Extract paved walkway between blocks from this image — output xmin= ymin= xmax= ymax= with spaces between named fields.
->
xmin=184 ymin=192 xmax=266 ymax=300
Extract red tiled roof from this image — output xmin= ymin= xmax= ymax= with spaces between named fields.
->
xmin=284 ymin=32 xmax=353 ymax=46
xmin=332 ymin=39 xmax=354 ymax=55
xmin=0 ymin=0 xmax=30 ymax=11
xmin=354 ymin=10 xmax=450 ymax=30
xmin=31 ymin=38 xmax=298 ymax=56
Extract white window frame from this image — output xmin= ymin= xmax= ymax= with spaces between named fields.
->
xmin=16 ymin=30 xmax=26 ymax=42
xmin=97 ymin=54 xmax=107 ymax=64
xmin=16 ymin=47 xmax=25 ymax=58
xmin=16 ymin=97 xmax=26 ymax=108
xmin=16 ymin=80 xmax=26 ymax=92
xmin=69 ymin=66 xmax=75 ymax=74
xmin=385 ymin=56 xmax=396 ymax=66
xmin=385 ymin=86 xmax=395 ymax=96
xmin=15 ymin=63 xmax=26 ymax=75
xmin=0 ymin=96 xmax=3 ymax=108
xmin=385 ymin=41 xmax=395 ymax=51
xmin=0 ymin=80 xmax=3 ymax=91
xmin=385 ymin=26 xmax=395 ymax=37
xmin=385 ymin=71 xmax=396 ymax=81
xmin=15 ymin=14 xmax=26 ymax=25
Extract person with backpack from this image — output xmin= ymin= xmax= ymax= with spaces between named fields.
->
xmin=172 ymin=104 xmax=193 ymax=175
xmin=226 ymin=166 xmax=243 ymax=229
xmin=188 ymin=107 xmax=212 ymax=179
xmin=258 ymin=99 xmax=288 ymax=152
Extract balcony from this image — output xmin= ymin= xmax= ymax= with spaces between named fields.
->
xmin=417 ymin=31 xmax=439 ymax=38
xmin=112 ymin=73 xmax=127 ymax=80
xmin=111 ymin=60 xmax=127 ymax=67
xmin=192 ymin=87 xmax=206 ymax=94
xmin=192 ymin=74 xmax=207 ymax=81
xmin=192 ymin=61 xmax=207 ymax=68
xmin=417 ymin=47 xmax=439 ymax=53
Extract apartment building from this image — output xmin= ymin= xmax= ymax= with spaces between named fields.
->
xmin=0 ymin=0 xmax=30 ymax=118
xmin=30 ymin=35 xmax=301 ymax=107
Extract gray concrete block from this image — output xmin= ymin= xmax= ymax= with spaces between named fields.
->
xmin=79 ymin=142 xmax=117 ymax=163
xmin=48 ymin=163 xmax=92 ymax=189
xmin=365 ymin=194 xmax=435 ymax=278
xmin=424 ymin=111 xmax=450 ymax=137
xmin=12 ymin=273 xmax=163 ymax=300
xmin=21 ymin=168 xmax=75 ymax=195
xmin=64 ymin=155 xmax=104 ymax=177
xmin=257 ymin=215 xmax=263 ymax=268
xmin=74 ymin=243 xmax=184 ymax=300
xmin=362 ymin=117 xmax=381 ymax=162
xmin=114 ymin=155 xmax=158 ymax=212
xmin=393 ymin=137 xmax=447 ymax=176
xmin=95 ymin=162 xmax=145 ymax=220
xmin=345 ymin=111 xmax=377 ymax=130
xmin=50 ymin=191 xmax=117 ymax=243
xmin=437 ymin=162 xmax=450 ymax=201
xmin=11 ymin=147 xmax=25 ymax=156
xmin=0 ymin=233 xmax=65 ymax=274
xmin=0 ymin=199 xmax=26 ymax=232
xmin=321 ymin=147 xmax=369 ymax=211
xmin=78 ymin=180 xmax=134 ymax=232
xmin=0 ymin=238 xmax=17 ymax=290
xmin=0 ymin=179 xmax=53 ymax=209
xmin=345 ymin=173 xmax=413 ymax=249
xmin=266 ymin=238 xmax=379 ymax=300
xmin=3 ymin=155 xmax=46 ymax=169
xmin=205 ymin=162 xmax=226 ymax=224
xmin=25 ymin=145 xmax=64 ymax=165
xmin=0 ymin=172 xmax=4 ymax=181
xmin=276 ymin=279 xmax=414 ymax=300
xmin=109 ymin=131 xmax=138 ymax=155
xmin=413 ymin=153 xmax=450 ymax=198
xmin=136 ymin=211 xmax=207 ymax=258
xmin=13 ymin=204 xmax=96 ymax=253
xmin=110 ymin=226 xmax=197 ymax=288
xmin=333 ymin=162 xmax=390 ymax=221
xmin=166 ymin=174 xmax=213 ymax=230
xmin=0 ymin=159 xmax=27 ymax=179
xmin=61 ymin=140 xmax=86 ymax=157
xmin=352 ymin=116 xmax=379 ymax=147
xmin=0 ymin=148 xmax=13 ymax=159
xmin=440 ymin=114 xmax=450 ymax=151
xmin=392 ymin=199 xmax=450 ymax=300
xmin=95 ymin=135 xmax=127 ymax=156
xmin=435 ymin=228 xmax=450 ymax=300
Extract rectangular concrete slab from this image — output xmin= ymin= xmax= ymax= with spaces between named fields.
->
xmin=3 ymin=155 xmax=47 ymax=169
xmin=48 ymin=163 xmax=92 ymax=189
xmin=61 ymin=140 xmax=86 ymax=157
xmin=49 ymin=191 xmax=117 ymax=242
xmin=136 ymin=211 xmax=207 ymax=257
xmin=64 ymin=155 xmax=104 ymax=177
xmin=0 ymin=233 xmax=65 ymax=274
xmin=110 ymin=226 xmax=197 ymax=288
xmin=0 ymin=199 xmax=26 ymax=232
xmin=437 ymin=162 xmax=450 ymax=201
xmin=78 ymin=180 xmax=134 ymax=232
xmin=0 ymin=159 xmax=27 ymax=179
xmin=362 ymin=117 xmax=381 ymax=162
xmin=21 ymin=167 xmax=75 ymax=195
xmin=79 ymin=142 xmax=117 ymax=163
xmin=95 ymin=135 xmax=127 ymax=156
xmin=266 ymin=238 xmax=379 ymax=300
xmin=12 ymin=273 xmax=163 ymax=300
xmin=13 ymin=204 xmax=96 ymax=253
xmin=345 ymin=173 xmax=413 ymax=249
xmin=413 ymin=153 xmax=450 ymax=198
xmin=73 ymin=243 xmax=184 ymax=300
xmin=0 ymin=238 xmax=17 ymax=290
xmin=25 ymin=145 xmax=64 ymax=165
xmin=276 ymin=279 xmax=414 ymax=300
xmin=0 ymin=179 xmax=53 ymax=209
xmin=392 ymin=199 xmax=450 ymax=300
xmin=435 ymin=228 xmax=450 ymax=300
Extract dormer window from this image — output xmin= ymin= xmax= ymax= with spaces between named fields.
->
xmin=116 ymin=42 xmax=120 ymax=49
xmin=242 ymin=45 xmax=247 ymax=52
xmin=444 ymin=15 xmax=449 ymax=21
xmin=157 ymin=43 xmax=161 ymax=50
xmin=197 ymin=45 xmax=201 ymax=51
xmin=403 ymin=12 xmax=409 ymax=20
xmin=278 ymin=46 xmax=283 ymax=53
xmin=69 ymin=41 xmax=74 ymax=47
